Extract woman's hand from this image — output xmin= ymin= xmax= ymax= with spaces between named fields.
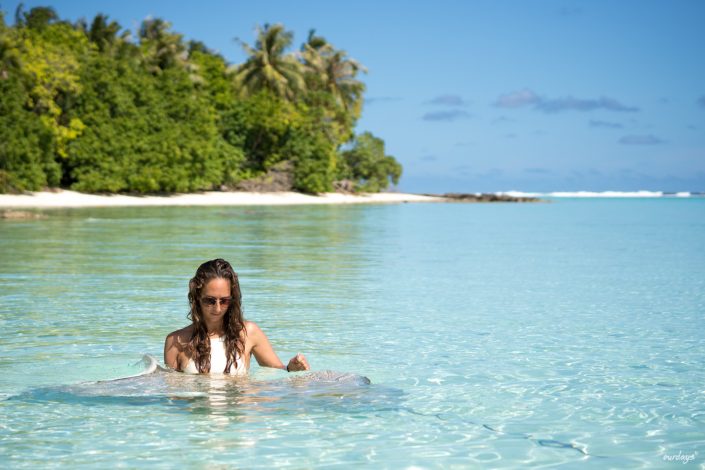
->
xmin=287 ymin=353 xmax=309 ymax=372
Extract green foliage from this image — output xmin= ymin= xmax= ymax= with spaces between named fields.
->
xmin=188 ymin=48 xmax=234 ymax=111
xmin=0 ymin=7 xmax=402 ymax=194
xmin=288 ymin=126 xmax=336 ymax=193
xmin=339 ymin=132 xmax=402 ymax=192
xmin=223 ymin=90 xmax=299 ymax=173
xmin=222 ymin=91 xmax=338 ymax=193
xmin=20 ymin=6 xmax=59 ymax=30
xmin=301 ymin=30 xmax=366 ymax=144
xmin=86 ymin=14 xmax=121 ymax=53
xmin=66 ymin=37 xmax=241 ymax=193
xmin=233 ymin=24 xmax=305 ymax=101
xmin=0 ymin=71 xmax=58 ymax=192
xmin=287 ymin=106 xmax=337 ymax=193
xmin=13 ymin=13 xmax=90 ymax=158
xmin=0 ymin=13 xmax=58 ymax=192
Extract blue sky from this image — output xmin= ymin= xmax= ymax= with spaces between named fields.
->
xmin=3 ymin=0 xmax=704 ymax=192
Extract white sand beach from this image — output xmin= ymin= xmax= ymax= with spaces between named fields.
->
xmin=0 ymin=190 xmax=444 ymax=209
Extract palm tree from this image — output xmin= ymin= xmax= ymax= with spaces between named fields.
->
xmin=87 ymin=14 xmax=121 ymax=53
xmin=232 ymin=23 xmax=305 ymax=101
xmin=301 ymin=29 xmax=330 ymax=77
xmin=301 ymin=30 xmax=366 ymax=115
xmin=138 ymin=18 xmax=187 ymax=73
xmin=15 ymin=5 xmax=59 ymax=30
xmin=323 ymin=49 xmax=366 ymax=115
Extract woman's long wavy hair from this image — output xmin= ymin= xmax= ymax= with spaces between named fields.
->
xmin=187 ymin=258 xmax=246 ymax=373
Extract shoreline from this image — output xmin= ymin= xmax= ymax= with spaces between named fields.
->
xmin=0 ymin=189 xmax=447 ymax=209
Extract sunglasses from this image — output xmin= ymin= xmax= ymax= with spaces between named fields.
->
xmin=200 ymin=296 xmax=233 ymax=307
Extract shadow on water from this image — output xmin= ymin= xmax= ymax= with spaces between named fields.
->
xmin=8 ymin=355 xmax=599 ymax=458
xmin=8 ymin=356 xmax=403 ymax=417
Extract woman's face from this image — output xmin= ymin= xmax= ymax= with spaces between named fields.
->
xmin=199 ymin=277 xmax=232 ymax=321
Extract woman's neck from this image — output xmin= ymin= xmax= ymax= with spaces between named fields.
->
xmin=203 ymin=320 xmax=224 ymax=337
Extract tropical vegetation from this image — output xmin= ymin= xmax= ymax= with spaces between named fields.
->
xmin=0 ymin=6 xmax=402 ymax=194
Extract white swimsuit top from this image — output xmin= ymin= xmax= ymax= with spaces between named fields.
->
xmin=183 ymin=336 xmax=247 ymax=375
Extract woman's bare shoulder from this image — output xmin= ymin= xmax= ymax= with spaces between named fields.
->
xmin=244 ymin=320 xmax=261 ymax=335
xmin=166 ymin=325 xmax=193 ymax=342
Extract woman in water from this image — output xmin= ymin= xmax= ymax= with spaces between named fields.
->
xmin=164 ymin=258 xmax=309 ymax=374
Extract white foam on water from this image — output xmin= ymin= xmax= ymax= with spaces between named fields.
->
xmin=548 ymin=190 xmax=663 ymax=198
xmin=494 ymin=190 xmax=703 ymax=198
xmin=103 ymin=354 xmax=167 ymax=381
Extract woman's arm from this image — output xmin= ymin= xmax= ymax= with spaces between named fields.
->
xmin=164 ymin=333 xmax=179 ymax=370
xmin=247 ymin=321 xmax=310 ymax=371
xmin=164 ymin=327 xmax=190 ymax=371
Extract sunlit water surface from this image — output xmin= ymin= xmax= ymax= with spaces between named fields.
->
xmin=1 ymin=199 xmax=704 ymax=468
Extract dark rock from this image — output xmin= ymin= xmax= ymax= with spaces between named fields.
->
xmin=235 ymin=161 xmax=294 ymax=192
xmin=426 ymin=193 xmax=541 ymax=203
xmin=332 ymin=179 xmax=356 ymax=194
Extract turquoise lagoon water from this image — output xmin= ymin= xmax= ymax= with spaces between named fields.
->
xmin=0 ymin=199 xmax=704 ymax=468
